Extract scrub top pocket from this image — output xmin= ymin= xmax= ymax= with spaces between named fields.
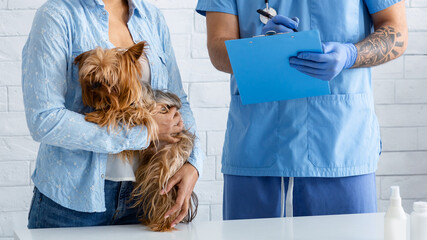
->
xmin=307 ymin=93 xmax=380 ymax=168
xmin=310 ymin=0 xmax=360 ymax=42
xmin=223 ymin=95 xmax=279 ymax=169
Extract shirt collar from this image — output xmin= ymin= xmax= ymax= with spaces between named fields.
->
xmin=128 ymin=0 xmax=140 ymax=17
xmin=83 ymin=0 xmax=141 ymax=14
xmin=82 ymin=0 xmax=104 ymax=8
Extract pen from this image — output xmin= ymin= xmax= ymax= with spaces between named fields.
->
xmin=257 ymin=9 xmax=298 ymax=32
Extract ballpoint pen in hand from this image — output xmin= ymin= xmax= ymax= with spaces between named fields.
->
xmin=257 ymin=9 xmax=299 ymax=32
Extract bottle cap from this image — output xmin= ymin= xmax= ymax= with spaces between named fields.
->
xmin=413 ymin=201 xmax=427 ymax=212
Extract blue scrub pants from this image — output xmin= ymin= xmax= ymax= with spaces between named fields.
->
xmin=223 ymin=173 xmax=377 ymax=220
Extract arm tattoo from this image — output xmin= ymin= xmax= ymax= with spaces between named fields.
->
xmin=353 ymin=26 xmax=405 ymax=68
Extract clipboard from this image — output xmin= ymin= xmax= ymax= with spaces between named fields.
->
xmin=225 ymin=30 xmax=331 ymax=105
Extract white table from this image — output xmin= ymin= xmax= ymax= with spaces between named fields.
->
xmin=15 ymin=213 xmax=387 ymax=240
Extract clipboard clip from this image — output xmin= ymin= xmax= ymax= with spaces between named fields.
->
xmin=253 ymin=31 xmax=278 ymax=38
xmin=265 ymin=30 xmax=278 ymax=36
xmin=253 ymin=31 xmax=296 ymax=38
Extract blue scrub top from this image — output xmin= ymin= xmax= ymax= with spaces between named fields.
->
xmin=196 ymin=0 xmax=401 ymax=177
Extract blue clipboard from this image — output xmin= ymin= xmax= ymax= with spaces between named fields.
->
xmin=225 ymin=30 xmax=331 ymax=105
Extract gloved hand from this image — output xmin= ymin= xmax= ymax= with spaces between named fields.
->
xmin=261 ymin=15 xmax=299 ymax=35
xmin=289 ymin=42 xmax=358 ymax=81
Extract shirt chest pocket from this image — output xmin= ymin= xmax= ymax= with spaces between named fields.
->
xmin=310 ymin=0 xmax=361 ymax=43
xmin=146 ymin=47 xmax=168 ymax=90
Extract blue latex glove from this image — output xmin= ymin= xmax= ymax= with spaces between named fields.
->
xmin=289 ymin=42 xmax=358 ymax=81
xmin=261 ymin=15 xmax=299 ymax=35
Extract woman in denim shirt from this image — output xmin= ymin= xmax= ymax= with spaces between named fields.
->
xmin=23 ymin=0 xmax=204 ymax=228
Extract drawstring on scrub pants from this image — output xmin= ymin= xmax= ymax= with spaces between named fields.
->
xmin=280 ymin=177 xmax=294 ymax=218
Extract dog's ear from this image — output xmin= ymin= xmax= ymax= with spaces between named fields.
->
xmin=74 ymin=51 xmax=91 ymax=66
xmin=125 ymin=41 xmax=147 ymax=60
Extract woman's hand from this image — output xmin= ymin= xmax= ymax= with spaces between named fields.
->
xmin=152 ymin=106 xmax=184 ymax=144
xmin=161 ymin=163 xmax=199 ymax=228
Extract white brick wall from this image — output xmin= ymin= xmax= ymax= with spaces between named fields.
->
xmin=373 ymin=1 xmax=427 ymax=214
xmin=0 ymin=0 xmax=426 ymax=238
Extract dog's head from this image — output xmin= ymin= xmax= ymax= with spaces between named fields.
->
xmin=74 ymin=41 xmax=151 ymax=111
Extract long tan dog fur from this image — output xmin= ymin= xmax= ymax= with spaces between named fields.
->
xmin=74 ymin=41 xmax=198 ymax=231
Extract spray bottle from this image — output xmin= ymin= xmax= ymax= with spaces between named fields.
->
xmin=384 ymin=186 xmax=407 ymax=240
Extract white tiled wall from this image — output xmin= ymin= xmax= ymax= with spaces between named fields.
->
xmin=0 ymin=0 xmax=426 ymax=238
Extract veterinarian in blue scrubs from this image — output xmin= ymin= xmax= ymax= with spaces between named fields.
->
xmin=196 ymin=0 xmax=408 ymax=219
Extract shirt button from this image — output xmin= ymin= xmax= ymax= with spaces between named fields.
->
xmin=102 ymin=12 xmax=106 ymax=15
xmin=101 ymin=174 xmax=105 ymax=179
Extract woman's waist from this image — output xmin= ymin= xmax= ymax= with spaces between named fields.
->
xmin=35 ymin=144 xmax=105 ymax=170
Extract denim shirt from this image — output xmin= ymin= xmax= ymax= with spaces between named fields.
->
xmin=22 ymin=0 xmax=204 ymax=212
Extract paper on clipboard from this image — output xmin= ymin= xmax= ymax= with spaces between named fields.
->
xmin=225 ymin=30 xmax=331 ymax=105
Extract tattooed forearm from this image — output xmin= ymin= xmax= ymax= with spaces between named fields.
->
xmin=352 ymin=26 xmax=406 ymax=68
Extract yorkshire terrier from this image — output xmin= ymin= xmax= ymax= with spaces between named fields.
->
xmin=74 ymin=41 xmax=198 ymax=231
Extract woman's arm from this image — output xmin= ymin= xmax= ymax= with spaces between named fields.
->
xmin=22 ymin=5 xmax=150 ymax=154
xmin=352 ymin=1 xmax=408 ymax=68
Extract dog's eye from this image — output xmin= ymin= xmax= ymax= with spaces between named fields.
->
xmin=91 ymin=82 xmax=101 ymax=89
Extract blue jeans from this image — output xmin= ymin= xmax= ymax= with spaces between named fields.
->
xmin=28 ymin=180 xmax=139 ymax=228
xmin=223 ymin=173 xmax=377 ymax=220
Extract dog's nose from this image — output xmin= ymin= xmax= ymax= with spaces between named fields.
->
xmin=92 ymin=82 xmax=101 ymax=89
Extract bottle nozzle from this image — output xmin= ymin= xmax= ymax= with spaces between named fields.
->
xmin=390 ymin=186 xmax=401 ymax=199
